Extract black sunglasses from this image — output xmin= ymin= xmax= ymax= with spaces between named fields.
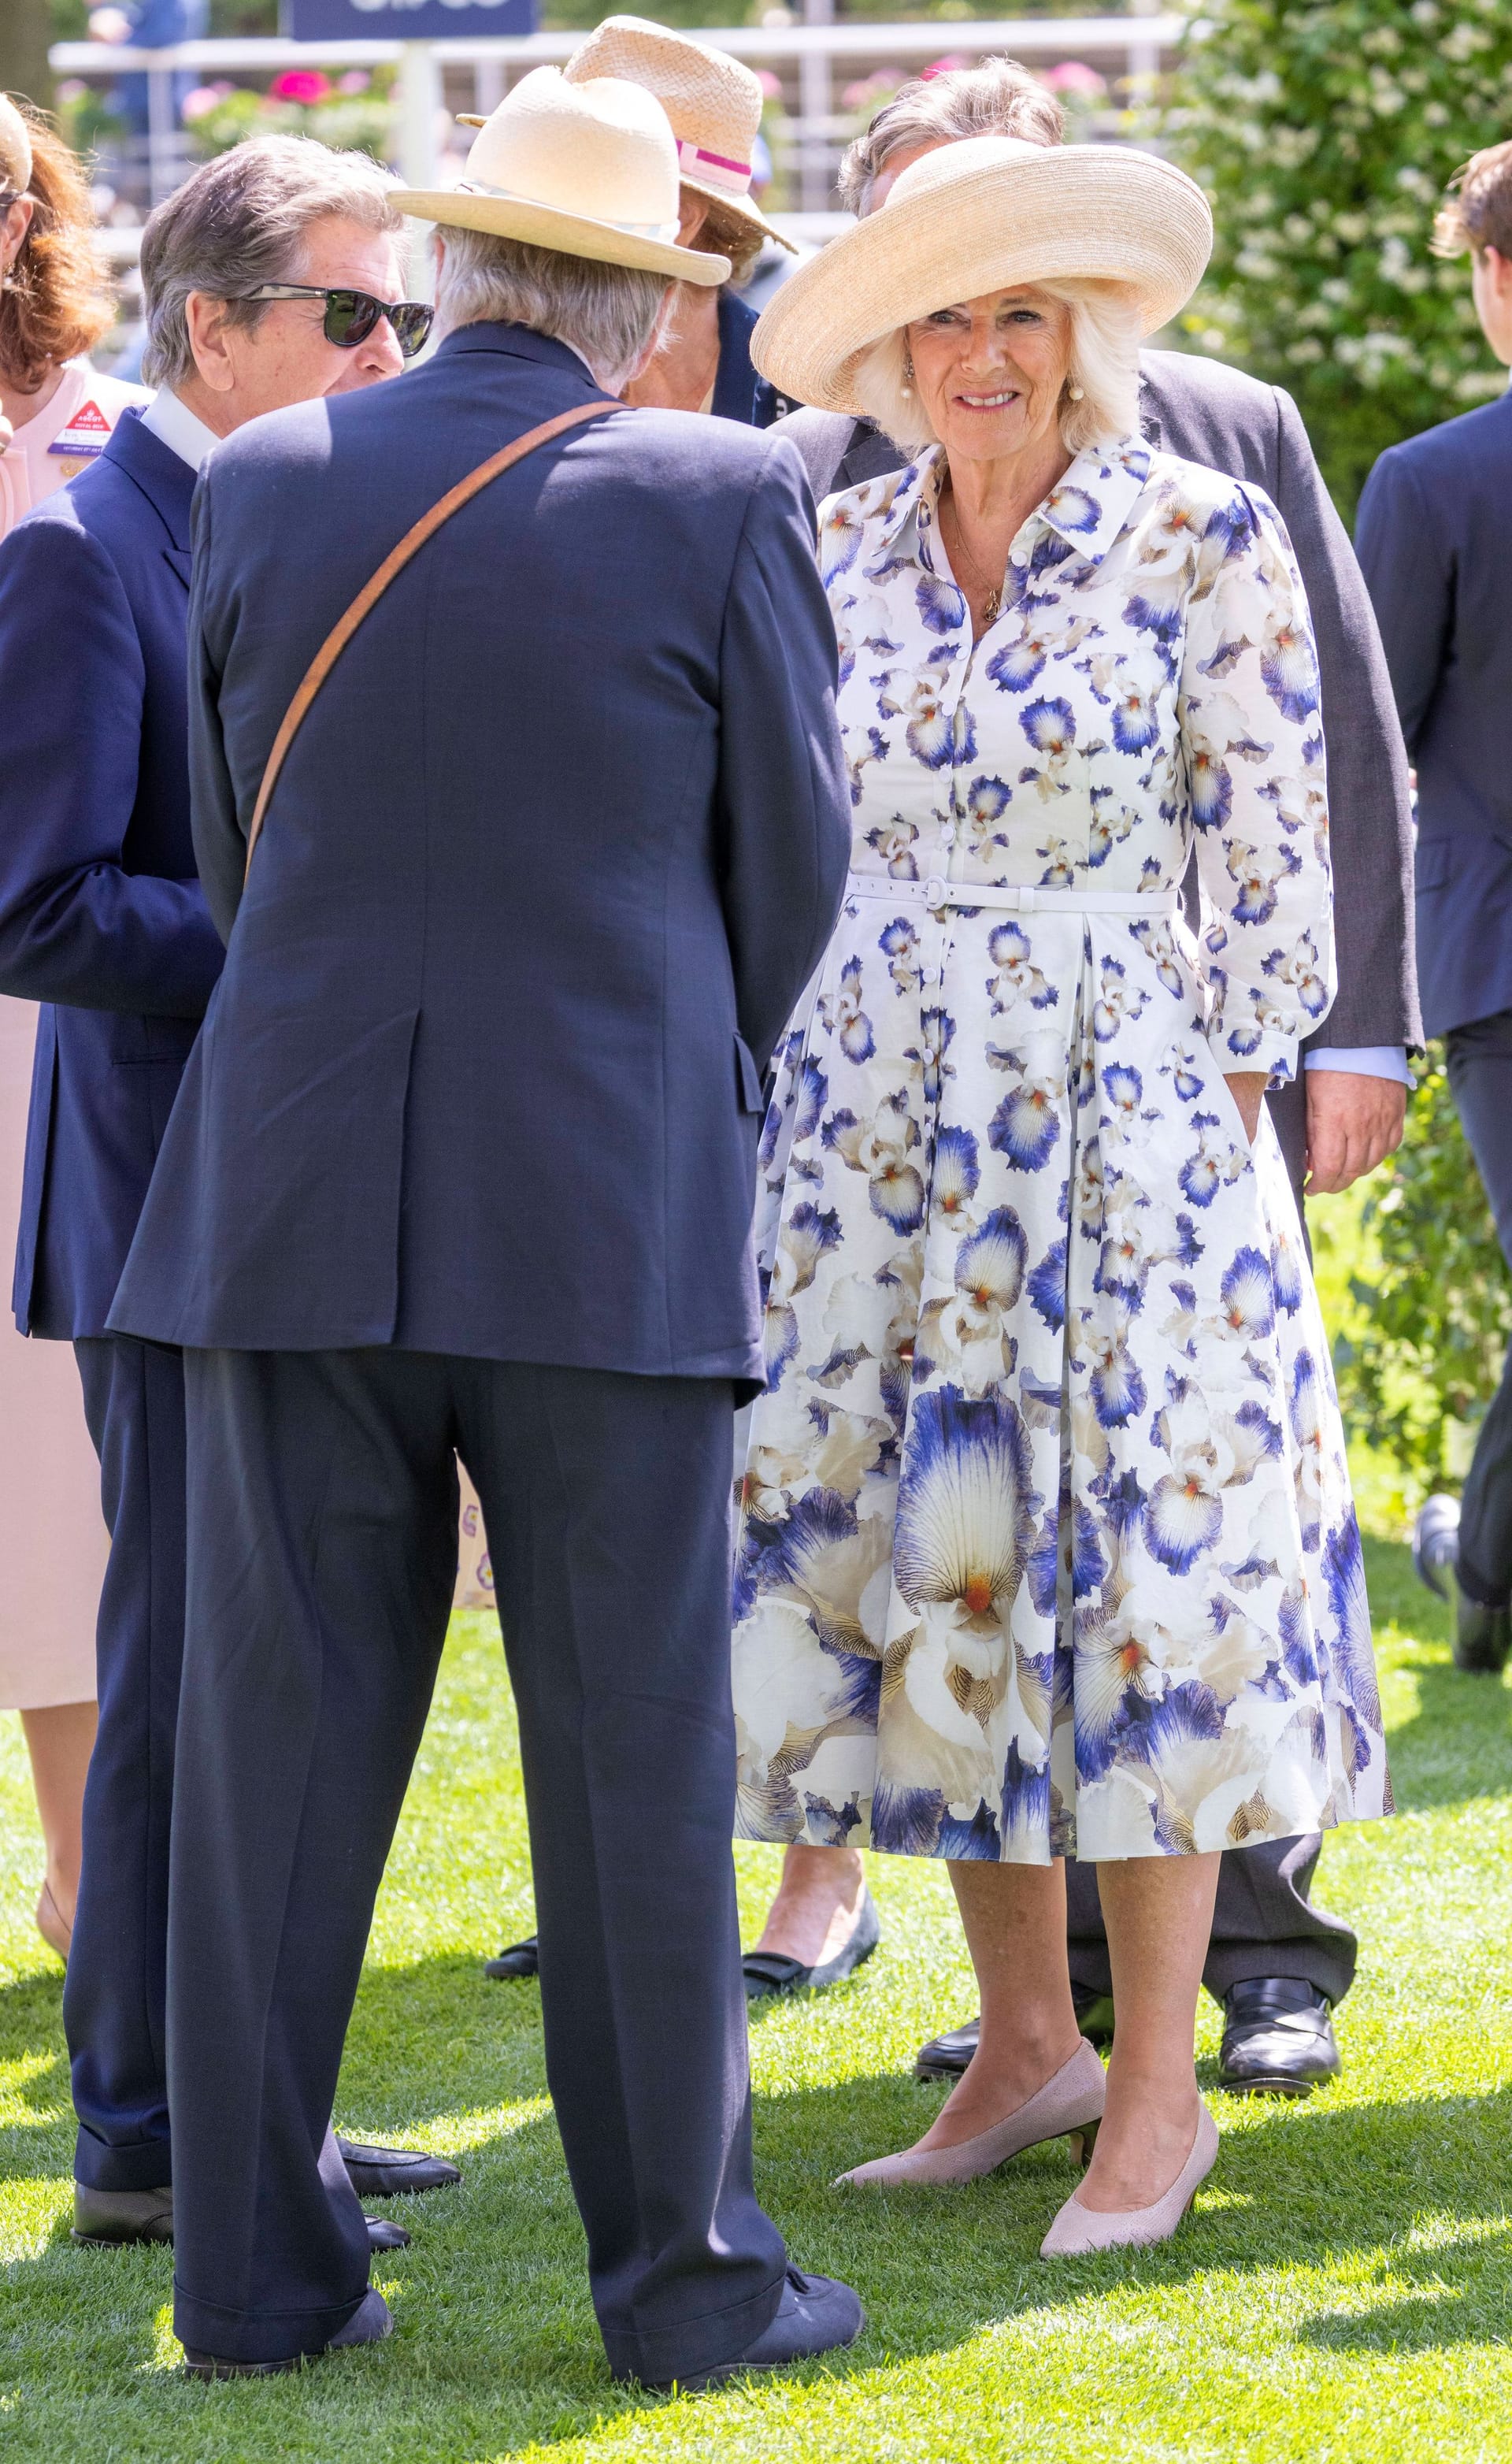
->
xmin=239 ymin=283 xmax=435 ymax=358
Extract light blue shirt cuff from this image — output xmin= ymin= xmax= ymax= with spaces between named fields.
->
xmin=1303 ymin=1046 xmax=1414 ymax=1085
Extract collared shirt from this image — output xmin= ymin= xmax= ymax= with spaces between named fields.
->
xmin=141 ymin=384 xmax=221 ymax=473
xmin=822 ymin=433 xmax=1336 ymax=1083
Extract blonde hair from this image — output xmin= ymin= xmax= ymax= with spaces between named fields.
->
xmin=852 ymin=277 xmax=1140 ymax=457
xmin=1432 ymin=139 xmax=1512 ymax=261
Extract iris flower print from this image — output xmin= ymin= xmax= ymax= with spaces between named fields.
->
xmin=1088 ymin=801 xmax=1137 ymax=866
xmin=765 ymin=1201 xmax=843 ymax=1382
xmin=1120 ymin=1683 xmax=1260 ymax=1854
xmin=908 ymin=1004 xmax=955 ymax=1106
xmin=821 ymin=956 xmax=874 ymax=1063
xmin=1289 ymin=1348 xmax=1325 ymax=1549
xmin=1198 ymin=1593 xmax=1282 ymax=1705
xmin=1044 ymin=481 xmax=1100 ymax=535
xmin=1179 ymin=1111 xmax=1250 ymax=1208
xmin=1321 ymin=1514 xmax=1386 ymax=1783
xmin=962 ymin=774 xmax=1013 ymax=860
xmin=1028 ymin=1234 xmax=1067 ymax=1333
xmin=740 ymin=1384 xmax=891 ymax=1520
xmin=1271 ymin=1222 xmax=1304 ymax=1316
xmin=914 ymin=1205 xmax=1028 ymax=1390
xmin=1111 ymin=678 xmax=1160 ymax=755
xmin=893 ymin=1383 xmax=1037 ymax=1631
xmin=1092 ymin=957 xmax=1151 ymax=1043
xmin=1219 ymin=1246 xmax=1276 ymax=1341
xmin=1262 ymin=932 xmax=1329 ymax=1019
xmin=865 ymin=815 xmax=920 ymax=878
xmin=1226 ymin=836 xmax=1302 ymax=925
xmin=821 ymin=497 xmax=866 ymax=581
xmin=1188 ymin=742 xmax=1233 ymax=832
xmin=916 ymin=571 xmax=967 ymax=636
xmin=985 ymin=921 xmax=1054 ymax=1017
xmin=762 ymin=1486 xmax=894 ymax=1666
xmin=1132 ymin=921 xmax=1184 ymax=998
xmin=999 ymin=1738 xmax=1052 ymax=1854
xmin=1036 ymin=833 xmax=1078 ymax=886
xmin=988 ymin=1036 xmax=1064 ymax=1172
xmin=987 ymin=624 xmax=1050 ymax=693
xmin=932 ymin=1123 xmax=980 ymax=1228
xmin=1260 ymin=609 xmax=1320 ymax=724
xmin=879 ymin=916 xmax=922 ymax=995
xmin=1021 ymin=696 xmax=1077 ymax=756
xmin=846 ymin=724 xmax=888 ymax=806
xmin=1080 ymin=1301 xmax=1146 ymax=1427
xmin=825 ymin=1092 xmax=927 ymax=1234
xmin=1122 ymin=566 xmax=1185 ymax=654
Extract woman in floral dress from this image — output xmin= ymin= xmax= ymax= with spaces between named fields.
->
xmin=738 ymin=137 xmax=1389 ymax=2254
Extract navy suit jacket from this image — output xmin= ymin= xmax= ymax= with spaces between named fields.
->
xmin=109 ymin=324 xmax=848 ymax=1386
xmin=1356 ymin=391 xmax=1512 ymax=1038
xmin=0 ymin=409 xmax=224 ymax=1337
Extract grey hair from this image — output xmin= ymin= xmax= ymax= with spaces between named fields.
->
xmin=433 ymin=227 xmax=669 ymax=392
xmin=853 ymin=279 xmax=1141 ymax=457
xmin=140 ymin=135 xmax=403 ymax=388
xmin=838 ymin=57 xmax=1064 ymax=217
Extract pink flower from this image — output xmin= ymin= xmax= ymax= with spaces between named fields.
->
xmin=337 ymin=70 xmax=370 ymax=95
xmin=1045 ymin=61 xmax=1107 ymax=98
xmin=271 ymin=69 xmax=330 ymax=105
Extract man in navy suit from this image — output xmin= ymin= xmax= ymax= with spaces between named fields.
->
xmin=0 ymin=135 xmax=457 ymax=2247
xmin=109 ymin=72 xmax=857 ymax=2382
xmin=1359 ymin=139 xmax=1512 ymax=1678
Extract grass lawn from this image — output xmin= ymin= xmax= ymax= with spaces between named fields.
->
xmin=2 ymin=1200 xmax=1509 ymax=2458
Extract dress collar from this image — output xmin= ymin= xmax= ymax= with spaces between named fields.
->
xmin=868 ymin=434 xmax=1154 ymax=580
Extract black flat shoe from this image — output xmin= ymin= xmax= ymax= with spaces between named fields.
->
xmin=914 ymin=1983 xmax=1114 ymax=2082
xmin=183 ymin=2288 xmax=393 ymax=2379
xmin=742 ymin=1889 xmax=880 ymax=2001
xmin=484 ymin=1932 xmax=540 ymax=1980
xmin=1455 ymin=1584 xmax=1512 ymax=1676
xmin=72 ymin=2182 xmax=173 ymax=2246
xmin=337 ymin=2136 xmax=461 ymax=2197
xmin=630 ymin=2266 xmax=864 ymax=2394
xmin=1218 ymin=1979 xmax=1341 ymax=2095
xmin=365 ymin=2217 xmax=410 ymax=2251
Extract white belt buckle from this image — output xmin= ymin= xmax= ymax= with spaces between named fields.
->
xmin=1018 ymin=885 xmax=1036 ymax=913
xmin=923 ymin=874 xmax=947 ymax=911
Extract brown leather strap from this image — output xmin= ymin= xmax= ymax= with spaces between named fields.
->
xmin=243 ymin=399 xmax=617 ymax=881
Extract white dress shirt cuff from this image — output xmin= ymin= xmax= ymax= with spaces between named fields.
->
xmin=1303 ymin=1046 xmax=1414 ymax=1085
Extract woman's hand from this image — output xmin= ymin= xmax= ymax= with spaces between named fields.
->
xmin=1223 ymin=1071 xmax=1268 ymax=1144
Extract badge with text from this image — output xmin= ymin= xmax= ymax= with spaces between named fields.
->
xmin=47 ymin=398 xmax=113 ymax=458
xmin=287 ymin=0 xmax=536 ymax=39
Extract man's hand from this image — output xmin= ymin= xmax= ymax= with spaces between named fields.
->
xmin=1303 ymin=1070 xmax=1406 ymax=1194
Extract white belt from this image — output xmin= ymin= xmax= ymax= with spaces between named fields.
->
xmin=844 ymin=873 xmax=1180 ymax=916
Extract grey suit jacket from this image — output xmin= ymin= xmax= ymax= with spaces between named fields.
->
xmin=778 ymin=352 xmax=1421 ymax=1186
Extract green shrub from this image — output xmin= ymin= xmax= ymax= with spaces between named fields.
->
xmin=1158 ymin=0 xmax=1512 ymax=521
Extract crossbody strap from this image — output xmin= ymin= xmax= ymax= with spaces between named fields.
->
xmin=243 ymin=399 xmax=618 ymax=881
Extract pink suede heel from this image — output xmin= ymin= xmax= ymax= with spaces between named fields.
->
xmin=835 ymin=2038 xmax=1106 ymax=2188
xmin=1040 ymin=2098 xmax=1219 ymax=2257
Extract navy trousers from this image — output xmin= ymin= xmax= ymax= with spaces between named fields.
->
xmin=1445 ymin=1009 xmax=1512 ymax=1608
xmin=67 ymin=1334 xmax=185 ymax=2190
xmin=169 ymin=1347 xmax=786 ymax=2376
xmin=1062 ymin=1085 xmax=1357 ymax=2009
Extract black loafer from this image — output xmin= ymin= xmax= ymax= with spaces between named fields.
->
xmin=631 ymin=2266 xmax=864 ymax=2394
xmin=484 ymin=1931 xmax=540 ymax=1980
xmin=72 ymin=2182 xmax=173 ymax=2247
xmin=742 ymin=1890 xmax=881 ymax=2001
xmin=183 ymin=2287 xmax=393 ymax=2379
xmin=336 ymin=2136 xmax=461 ymax=2197
xmin=365 ymin=2217 xmax=410 ymax=2251
xmin=1455 ymin=1583 xmax=1512 ymax=1676
xmin=914 ymin=1983 xmax=1114 ymax=2082
xmin=1218 ymin=1979 xmax=1341 ymax=2095
xmin=1413 ymin=1492 xmax=1460 ymax=1601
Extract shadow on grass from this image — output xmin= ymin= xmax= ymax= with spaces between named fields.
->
xmin=2 ymin=2006 xmax=1510 ymax=2462
xmin=1362 ymin=1536 xmax=1512 ymax=1813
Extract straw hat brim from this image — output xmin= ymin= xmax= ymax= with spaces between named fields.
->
xmin=455 ymin=117 xmax=796 ymax=258
xmin=750 ymin=145 xmax=1213 ymax=414
xmin=391 ymin=184 xmax=728 ymax=286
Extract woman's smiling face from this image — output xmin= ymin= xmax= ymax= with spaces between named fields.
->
xmin=906 ymin=285 xmax=1074 ymax=466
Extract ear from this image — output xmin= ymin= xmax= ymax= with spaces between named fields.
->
xmin=183 ymin=289 xmax=239 ymax=397
xmin=0 ymin=195 xmax=35 ymax=278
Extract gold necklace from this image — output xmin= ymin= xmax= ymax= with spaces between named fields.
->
xmin=939 ymin=477 xmax=1005 ymax=625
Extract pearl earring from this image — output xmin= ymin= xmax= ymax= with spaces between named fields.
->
xmin=901 ymin=351 xmax=914 ymax=400
xmin=1067 ymin=381 xmax=1085 ymax=402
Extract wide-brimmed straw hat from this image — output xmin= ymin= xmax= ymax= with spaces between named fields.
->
xmin=392 ymin=66 xmax=728 ymax=288
xmin=0 ymin=95 xmax=34 ymax=198
xmin=751 ymin=136 xmax=1214 ymax=414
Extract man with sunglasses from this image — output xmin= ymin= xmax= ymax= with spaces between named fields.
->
xmin=0 ymin=132 xmax=450 ymax=2251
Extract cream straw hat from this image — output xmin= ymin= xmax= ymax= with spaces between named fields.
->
xmin=393 ymin=66 xmax=728 ymax=288
xmin=0 ymin=95 xmax=34 ymax=198
xmin=751 ymin=136 xmax=1214 ymax=414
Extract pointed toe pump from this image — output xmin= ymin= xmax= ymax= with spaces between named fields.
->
xmin=1040 ymin=2098 xmax=1219 ymax=2257
xmin=835 ymin=2036 xmax=1106 ymax=2188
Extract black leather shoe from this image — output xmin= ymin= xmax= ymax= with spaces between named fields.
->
xmin=632 ymin=2266 xmax=864 ymax=2393
xmin=914 ymin=1983 xmax=1114 ymax=2082
xmin=1413 ymin=1492 xmax=1459 ymax=1601
xmin=72 ymin=2183 xmax=173 ymax=2246
xmin=742 ymin=1890 xmax=881 ymax=2001
xmin=484 ymin=1931 xmax=540 ymax=1980
xmin=336 ymin=2136 xmax=461 ymax=2197
xmin=1218 ymin=1979 xmax=1341 ymax=2095
xmin=74 ymin=2183 xmax=413 ymax=2251
xmin=1455 ymin=1583 xmax=1512 ymax=1676
xmin=183 ymin=2287 xmax=393 ymax=2379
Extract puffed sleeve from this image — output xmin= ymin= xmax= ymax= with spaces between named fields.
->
xmin=1179 ymin=481 xmax=1335 ymax=1084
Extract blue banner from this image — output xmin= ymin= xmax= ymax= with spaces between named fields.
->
xmin=286 ymin=0 xmax=537 ymax=39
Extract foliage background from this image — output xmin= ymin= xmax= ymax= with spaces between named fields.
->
xmin=1158 ymin=0 xmax=1512 ymax=523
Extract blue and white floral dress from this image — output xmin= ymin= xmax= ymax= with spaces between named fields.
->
xmin=732 ymin=435 xmax=1389 ymax=1866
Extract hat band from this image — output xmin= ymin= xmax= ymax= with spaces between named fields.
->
xmin=459 ymin=178 xmax=679 ymax=244
xmin=676 ymin=139 xmax=751 ymax=199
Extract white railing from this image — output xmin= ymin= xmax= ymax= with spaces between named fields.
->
xmin=54 ymin=14 xmax=1180 ymax=213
